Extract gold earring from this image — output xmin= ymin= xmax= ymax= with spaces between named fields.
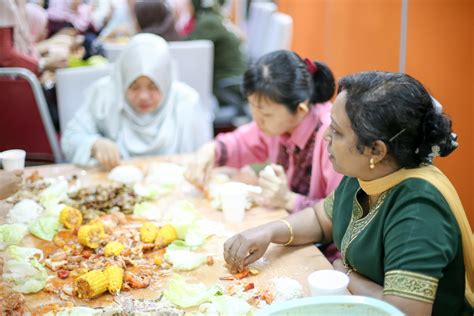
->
xmin=369 ymin=158 xmax=375 ymax=169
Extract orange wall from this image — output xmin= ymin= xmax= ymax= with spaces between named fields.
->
xmin=278 ymin=0 xmax=474 ymax=228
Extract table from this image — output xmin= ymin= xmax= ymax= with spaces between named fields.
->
xmin=0 ymin=156 xmax=333 ymax=312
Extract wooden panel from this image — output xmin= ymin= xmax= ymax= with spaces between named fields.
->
xmin=405 ymin=0 xmax=474 ymax=227
xmin=278 ymin=0 xmax=402 ymax=79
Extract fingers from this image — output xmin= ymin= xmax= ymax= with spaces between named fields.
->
xmin=271 ymin=164 xmax=286 ymax=178
xmin=94 ymin=139 xmax=120 ymax=170
xmin=223 ymin=235 xmax=238 ymax=267
xmin=223 ymin=234 xmax=251 ymax=273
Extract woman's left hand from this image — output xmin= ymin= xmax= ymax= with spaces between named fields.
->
xmin=256 ymin=164 xmax=296 ymax=210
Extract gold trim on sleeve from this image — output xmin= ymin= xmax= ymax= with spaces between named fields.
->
xmin=383 ymin=270 xmax=439 ymax=303
xmin=323 ymin=192 xmax=335 ymax=220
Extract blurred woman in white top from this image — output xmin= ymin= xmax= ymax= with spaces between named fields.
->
xmin=61 ymin=33 xmax=212 ymax=169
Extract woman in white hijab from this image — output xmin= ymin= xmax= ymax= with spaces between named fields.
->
xmin=61 ymin=33 xmax=212 ymax=169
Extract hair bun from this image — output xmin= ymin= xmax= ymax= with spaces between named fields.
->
xmin=417 ymin=109 xmax=457 ymax=162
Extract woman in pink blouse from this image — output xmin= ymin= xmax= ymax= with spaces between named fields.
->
xmin=186 ymin=50 xmax=342 ymax=213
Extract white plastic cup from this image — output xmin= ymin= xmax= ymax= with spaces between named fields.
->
xmin=307 ymin=270 xmax=349 ymax=296
xmin=220 ymin=182 xmax=248 ymax=223
xmin=1 ymin=149 xmax=26 ymax=171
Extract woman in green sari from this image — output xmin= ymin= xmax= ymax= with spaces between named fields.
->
xmin=223 ymin=72 xmax=473 ymax=315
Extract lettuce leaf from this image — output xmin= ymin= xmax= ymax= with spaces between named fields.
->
xmin=29 ymin=216 xmax=60 ymax=241
xmin=133 ymin=202 xmax=161 ymax=221
xmin=3 ymin=246 xmax=48 ymax=293
xmin=0 ymin=224 xmax=28 ymax=250
xmin=210 ymin=295 xmax=251 ymax=315
xmin=134 ymin=183 xmax=175 ymax=200
xmin=164 ymin=200 xmax=200 ymax=240
xmin=39 ymin=179 xmax=69 ymax=209
xmin=6 ymin=199 xmax=43 ymax=225
xmin=164 ymin=247 xmax=207 ymax=271
xmin=163 ymin=274 xmax=222 ymax=308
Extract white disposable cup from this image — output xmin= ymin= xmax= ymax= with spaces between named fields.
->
xmin=1 ymin=149 xmax=26 ymax=171
xmin=220 ymin=182 xmax=248 ymax=223
xmin=307 ymin=270 xmax=349 ymax=296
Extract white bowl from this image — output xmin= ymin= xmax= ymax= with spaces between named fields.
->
xmin=308 ymin=269 xmax=349 ymax=296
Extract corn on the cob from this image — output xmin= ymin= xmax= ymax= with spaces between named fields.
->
xmin=139 ymin=223 xmax=158 ymax=243
xmin=104 ymin=241 xmax=125 ymax=257
xmin=104 ymin=266 xmax=123 ymax=295
xmin=59 ymin=206 xmax=83 ymax=229
xmin=88 ymin=218 xmax=105 ymax=230
xmin=78 ymin=224 xmax=105 ymax=249
xmin=154 ymin=224 xmax=177 ymax=249
xmin=75 ymin=270 xmax=108 ymax=299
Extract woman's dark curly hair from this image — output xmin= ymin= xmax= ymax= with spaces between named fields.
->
xmin=338 ymin=71 xmax=458 ymax=168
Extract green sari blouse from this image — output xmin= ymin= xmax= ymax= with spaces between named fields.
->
xmin=325 ymin=176 xmax=471 ymax=316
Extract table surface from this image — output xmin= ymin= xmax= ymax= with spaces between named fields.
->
xmin=0 ymin=156 xmax=333 ymax=311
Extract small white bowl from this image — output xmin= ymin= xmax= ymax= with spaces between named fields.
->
xmin=307 ymin=269 xmax=349 ymax=296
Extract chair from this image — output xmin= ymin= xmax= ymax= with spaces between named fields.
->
xmin=102 ymin=42 xmax=127 ymax=63
xmin=0 ymin=68 xmax=63 ymax=163
xmin=261 ymin=12 xmax=293 ymax=56
xmin=55 ymin=64 xmax=113 ymax=132
xmin=168 ymin=40 xmax=214 ymax=120
xmin=246 ymin=1 xmax=277 ymax=61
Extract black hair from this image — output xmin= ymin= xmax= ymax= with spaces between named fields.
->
xmin=242 ymin=50 xmax=335 ymax=113
xmin=338 ymin=71 xmax=458 ymax=168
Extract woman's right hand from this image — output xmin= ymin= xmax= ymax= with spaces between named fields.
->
xmin=92 ymin=138 xmax=121 ymax=170
xmin=184 ymin=142 xmax=217 ymax=190
xmin=223 ymin=226 xmax=272 ymax=273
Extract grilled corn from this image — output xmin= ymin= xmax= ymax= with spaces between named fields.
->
xmin=75 ymin=270 xmax=108 ymax=299
xmin=104 ymin=241 xmax=125 ymax=257
xmin=139 ymin=222 xmax=158 ymax=243
xmin=59 ymin=206 xmax=83 ymax=229
xmin=104 ymin=265 xmax=124 ymax=295
xmin=154 ymin=224 xmax=177 ymax=249
xmin=78 ymin=224 xmax=105 ymax=249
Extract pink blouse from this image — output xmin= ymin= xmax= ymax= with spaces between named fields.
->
xmin=215 ymin=102 xmax=342 ymax=212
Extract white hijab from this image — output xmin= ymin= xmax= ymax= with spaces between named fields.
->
xmin=90 ymin=33 xmax=204 ymax=158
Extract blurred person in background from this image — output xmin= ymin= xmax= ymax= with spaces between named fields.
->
xmin=186 ymin=0 xmax=246 ymax=108
xmin=98 ymin=0 xmax=137 ymax=43
xmin=61 ymin=34 xmax=212 ymax=169
xmin=47 ymin=0 xmax=92 ymax=36
xmin=0 ymin=0 xmax=69 ymax=131
xmin=135 ymin=0 xmax=181 ymax=41
xmin=168 ymin=0 xmax=194 ymax=37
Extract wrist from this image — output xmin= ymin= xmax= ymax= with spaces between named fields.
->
xmin=284 ymin=191 xmax=297 ymax=211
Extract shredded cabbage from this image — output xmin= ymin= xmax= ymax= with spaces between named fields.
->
xmin=39 ymin=179 xmax=69 ymax=209
xmin=0 ymin=224 xmax=28 ymax=250
xmin=133 ymin=202 xmax=162 ymax=221
xmin=210 ymin=295 xmax=251 ymax=315
xmin=164 ymin=247 xmax=207 ymax=271
xmin=163 ymin=274 xmax=222 ymax=308
xmin=6 ymin=199 xmax=43 ymax=225
xmin=2 ymin=246 xmax=48 ymax=293
xmin=134 ymin=183 xmax=174 ymax=199
xmin=29 ymin=216 xmax=59 ymax=241
xmin=164 ymin=200 xmax=200 ymax=240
